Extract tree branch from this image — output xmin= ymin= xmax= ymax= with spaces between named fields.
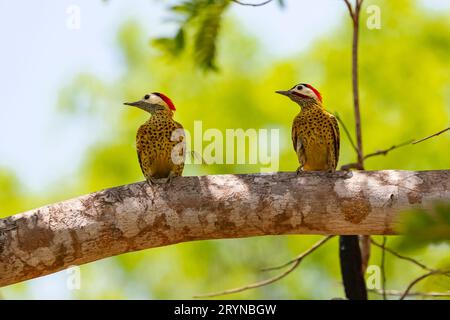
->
xmin=371 ymin=239 xmax=434 ymax=272
xmin=363 ymin=139 xmax=415 ymax=160
xmin=1 ymin=170 xmax=449 ymax=287
xmin=343 ymin=0 xmax=355 ymax=20
xmin=370 ymin=289 xmax=450 ymax=298
xmin=380 ymin=236 xmax=387 ymax=300
xmin=341 ymin=0 xmax=367 ymax=300
xmin=194 ymin=236 xmax=334 ymax=298
xmin=260 ymin=236 xmax=334 ymax=272
xmin=231 ymin=0 xmax=274 ymax=7
xmin=412 ymin=126 xmax=450 ymax=145
xmin=335 ymin=113 xmax=358 ymax=156
xmin=346 ymin=0 xmax=364 ymax=167
xmin=341 ymin=126 xmax=450 ymax=170
xmin=400 ymin=270 xmax=450 ymax=300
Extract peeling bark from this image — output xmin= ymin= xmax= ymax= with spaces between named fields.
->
xmin=0 ymin=170 xmax=449 ymax=287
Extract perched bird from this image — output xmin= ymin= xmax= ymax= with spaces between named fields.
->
xmin=276 ymin=83 xmax=339 ymax=173
xmin=124 ymin=92 xmax=185 ymax=184
xmin=276 ymin=83 xmax=367 ymax=300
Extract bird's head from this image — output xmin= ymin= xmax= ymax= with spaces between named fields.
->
xmin=124 ymin=92 xmax=176 ymax=114
xmin=276 ymin=83 xmax=323 ymax=106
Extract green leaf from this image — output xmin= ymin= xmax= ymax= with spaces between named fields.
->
xmin=152 ymin=0 xmax=230 ymax=71
xmin=193 ymin=1 xmax=229 ymax=70
xmin=152 ymin=28 xmax=185 ymax=57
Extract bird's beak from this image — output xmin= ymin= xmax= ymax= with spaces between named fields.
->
xmin=275 ymin=90 xmax=291 ymax=97
xmin=124 ymin=100 xmax=146 ymax=107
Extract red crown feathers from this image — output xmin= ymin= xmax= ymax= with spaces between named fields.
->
xmin=153 ymin=92 xmax=176 ymax=111
xmin=304 ymin=84 xmax=323 ymax=103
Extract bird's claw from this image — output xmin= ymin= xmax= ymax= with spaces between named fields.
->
xmin=146 ymin=173 xmax=177 ymax=186
xmin=147 ymin=177 xmax=167 ymax=185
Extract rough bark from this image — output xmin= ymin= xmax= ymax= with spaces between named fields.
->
xmin=0 ymin=170 xmax=449 ymax=287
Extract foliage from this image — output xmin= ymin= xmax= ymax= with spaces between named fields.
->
xmin=153 ymin=0 xmax=231 ymax=70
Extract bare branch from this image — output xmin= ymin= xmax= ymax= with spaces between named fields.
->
xmin=194 ymin=236 xmax=334 ymax=298
xmin=261 ymin=236 xmax=334 ymax=272
xmin=349 ymin=0 xmax=364 ymax=167
xmin=340 ymin=162 xmax=363 ymax=171
xmin=342 ymin=0 xmax=355 ymax=20
xmin=231 ymin=0 xmax=274 ymax=7
xmin=380 ymin=236 xmax=387 ymax=300
xmin=371 ymin=239 xmax=433 ymax=271
xmin=370 ymin=289 xmax=450 ymax=298
xmin=400 ymin=270 xmax=450 ymax=300
xmin=364 ymin=139 xmax=414 ymax=160
xmin=412 ymin=126 xmax=450 ymax=145
xmin=341 ymin=126 xmax=450 ymax=169
xmin=335 ymin=113 xmax=358 ymax=156
xmin=363 ymin=126 xmax=449 ymax=160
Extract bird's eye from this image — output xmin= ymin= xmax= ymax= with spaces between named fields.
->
xmin=297 ymin=85 xmax=303 ymax=90
xmin=144 ymin=94 xmax=150 ymax=100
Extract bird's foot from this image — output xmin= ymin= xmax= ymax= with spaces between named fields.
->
xmin=296 ymin=166 xmax=304 ymax=176
xmin=147 ymin=177 xmax=169 ymax=185
xmin=336 ymin=170 xmax=353 ymax=179
xmin=147 ymin=173 xmax=178 ymax=186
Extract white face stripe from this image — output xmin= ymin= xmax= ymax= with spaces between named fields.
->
xmin=142 ymin=93 xmax=169 ymax=108
xmin=290 ymin=84 xmax=319 ymax=101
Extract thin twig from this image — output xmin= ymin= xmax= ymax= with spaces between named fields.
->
xmin=193 ymin=236 xmax=334 ymax=298
xmin=261 ymin=236 xmax=335 ymax=272
xmin=412 ymin=126 xmax=450 ymax=145
xmin=371 ymin=239 xmax=433 ymax=271
xmin=347 ymin=0 xmax=364 ymax=167
xmin=341 ymin=0 xmax=368 ymax=301
xmin=342 ymin=0 xmax=354 ymax=19
xmin=380 ymin=236 xmax=387 ymax=300
xmin=364 ymin=139 xmax=414 ymax=160
xmin=335 ymin=113 xmax=358 ymax=156
xmin=400 ymin=270 xmax=449 ymax=300
xmin=370 ymin=289 xmax=450 ymax=298
xmin=340 ymin=162 xmax=362 ymax=170
xmin=364 ymin=127 xmax=449 ymax=159
xmin=341 ymin=126 xmax=450 ymax=169
xmin=231 ymin=0 xmax=274 ymax=6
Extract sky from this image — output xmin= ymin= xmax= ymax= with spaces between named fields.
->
xmin=0 ymin=0 xmax=449 ymax=194
xmin=0 ymin=0 xmax=350 ymax=193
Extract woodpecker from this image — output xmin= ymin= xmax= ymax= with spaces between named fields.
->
xmin=124 ymin=92 xmax=185 ymax=184
xmin=276 ymin=84 xmax=339 ymax=172
xmin=276 ymin=83 xmax=367 ymax=300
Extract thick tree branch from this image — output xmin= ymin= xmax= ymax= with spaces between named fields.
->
xmin=1 ymin=170 xmax=449 ymax=288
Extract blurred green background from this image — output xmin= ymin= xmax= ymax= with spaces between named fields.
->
xmin=0 ymin=0 xmax=449 ymax=299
